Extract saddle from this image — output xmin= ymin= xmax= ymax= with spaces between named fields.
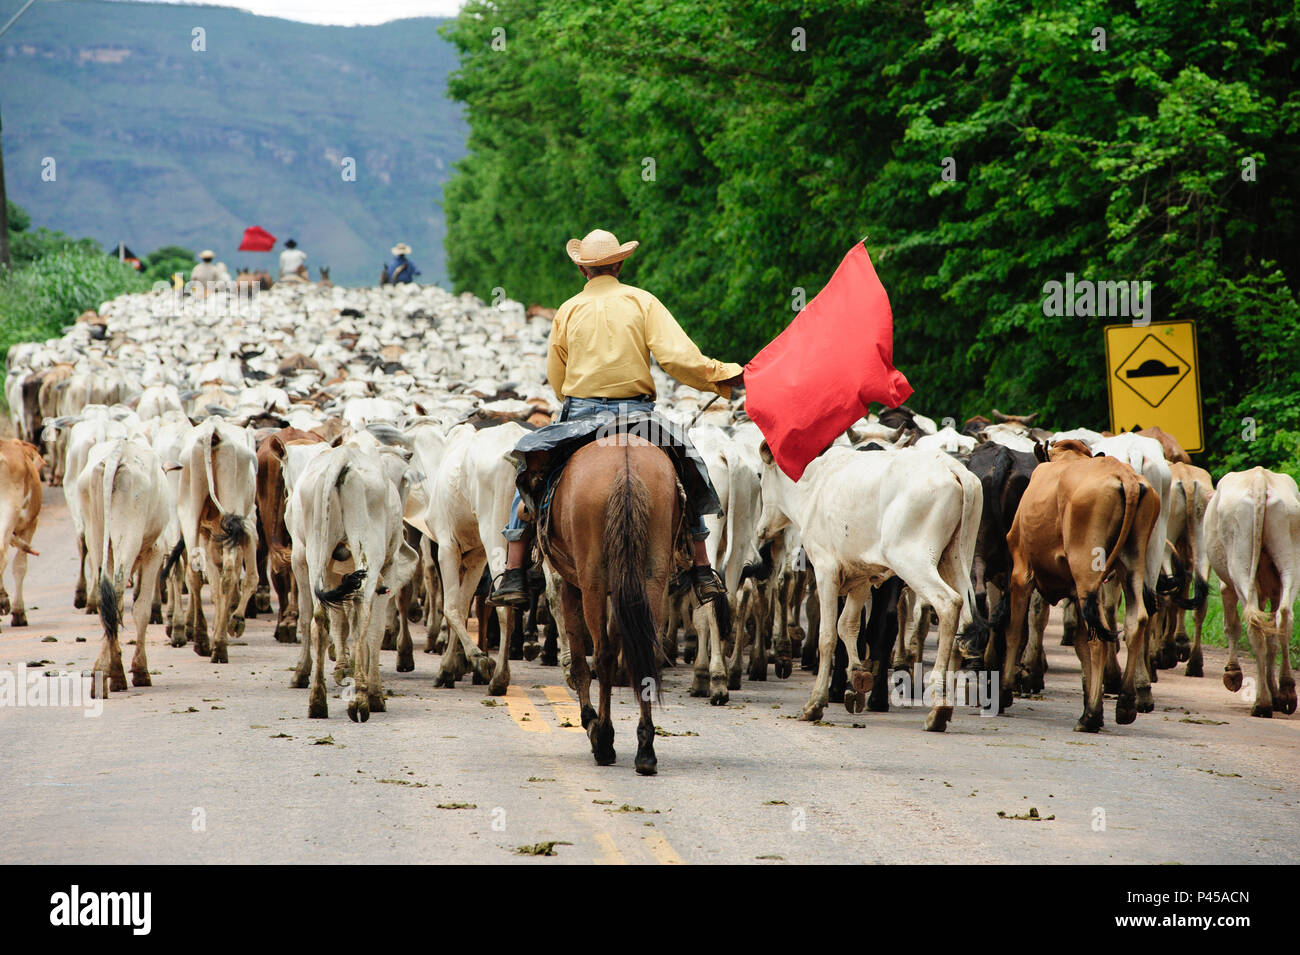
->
xmin=511 ymin=411 xmax=719 ymax=569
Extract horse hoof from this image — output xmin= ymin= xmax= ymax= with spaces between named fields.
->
xmin=522 ymin=641 xmax=541 ymax=662
xmin=348 ymin=698 xmax=369 ymax=723
xmin=211 ymin=646 xmax=228 ymax=664
xmin=580 ymin=704 xmax=597 ymax=730
xmin=1251 ymin=703 xmax=1273 ymax=719
xmin=924 ymin=706 xmax=952 ymax=732
xmin=1074 ymin=711 xmax=1103 ymax=733
xmin=774 ymin=659 xmax=792 ymax=680
xmin=843 ymin=689 xmax=865 ymax=714
xmin=588 ymin=721 xmax=615 ymax=765
xmin=799 ymin=703 xmax=824 ymax=722
xmin=1223 ymin=666 xmax=1243 ymax=692
xmin=10 ymin=611 xmax=27 ymax=628
xmin=396 ymin=653 xmax=415 ymax=673
xmin=1115 ymin=693 xmax=1137 ymax=725
xmin=635 ymin=755 xmax=658 ymax=776
xmin=131 ymin=671 xmax=151 ymax=687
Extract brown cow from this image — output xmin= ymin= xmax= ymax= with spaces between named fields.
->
xmin=1136 ymin=426 xmax=1192 ymax=465
xmin=256 ymin=428 xmax=326 ymax=642
xmin=1001 ymin=440 xmax=1160 ymax=732
xmin=0 ymin=439 xmax=44 ymax=629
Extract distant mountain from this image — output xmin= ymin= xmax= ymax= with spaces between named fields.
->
xmin=0 ymin=0 xmax=466 ymax=287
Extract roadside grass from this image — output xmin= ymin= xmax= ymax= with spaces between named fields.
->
xmin=1197 ymin=571 xmax=1300 ymax=669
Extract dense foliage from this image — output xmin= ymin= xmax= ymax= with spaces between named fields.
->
xmin=441 ymin=0 xmax=1299 ymax=477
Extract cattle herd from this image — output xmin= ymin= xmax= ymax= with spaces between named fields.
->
xmin=2 ymin=282 xmax=1297 ymax=773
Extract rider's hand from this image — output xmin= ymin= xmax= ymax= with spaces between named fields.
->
xmin=721 ymin=371 xmax=745 ymax=393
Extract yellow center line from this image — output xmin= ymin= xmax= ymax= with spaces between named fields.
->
xmin=593 ymin=832 xmax=626 ymax=865
xmin=541 ymin=684 xmax=584 ymax=731
xmin=643 ymin=834 xmax=686 ymax=865
xmin=503 ymin=685 xmax=550 ymax=733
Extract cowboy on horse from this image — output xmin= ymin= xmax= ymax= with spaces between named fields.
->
xmin=488 ymin=228 xmax=744 ymax=610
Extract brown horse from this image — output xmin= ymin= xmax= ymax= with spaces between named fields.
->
xmin=544 ymin=433 xmax=680 ymax=775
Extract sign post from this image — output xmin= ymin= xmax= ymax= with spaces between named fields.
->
xmin=1103 ymin=320 xmax=1203 ymax=453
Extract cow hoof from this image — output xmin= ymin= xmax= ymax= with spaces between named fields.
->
xmin=274 ymin=623 xmax=298 ymax=644
xmin=10 ymin=611 xmax=27 ymax=628
xmin=290 ymin=671 xmax=309 ymax=689
xmin=843 ymin=689 xmax=865 ymax=714
xmin=1103 ymin=673 xmax=1121 ymax=695
xmin=474 ymin=655 xmax=496 ymax=683
xmin=149 ymin=607 xmax=163 ymax=625
xmin=689 ymin=676 xmax=708 ymax=698
xmin=1278 ymin=683 xmax=1298 ymax=715
xmin=193 ymin=640 xmax=210 ymax=657
xmin=406 ymin=602 xmax=422 ymax=624
xmin=381 ymin=629 xmax=397 ymax=651
xmin=999 ymin=686 xmax=1014 ymax=713
xmin=709 ymin=681 xmax=729 ymax=706
xmin=348 ymin=697 xmax=370 ymax=723
xmin=924 ymin=706 xmax=952 ymax=732
xmin=396 ymin=653 xmax=414 ymax=673
xmin=867 ymin=691 xmax=889 ymax=713
xmin=1175 ymin=636 xmax=1191 ymax=662
xmin=487 ymin=673 xmax=510 ymax=697
xmin=682 ymin=647 xmax=697 ymax=666
xmin=1153 ymin=645 xmax=1177 ymax=670
xmin=799 ymin=703 xmax=824 ymax=722
xmin=327 ymin=641 xmax=337 ymax=662
xmin=1251 ymin=702 xmax=1273 ymax=718
xmin=132 ymin=670 xmax=151 ymax=687
xmin=774 ymin=658 xmax=792 ymax=680
xmin=727 ymin=671 xmax=741 ymax=692
xmin=110 ymin=673 xmax=128 ymax=693
xmin=1060 ymin=630 xmax=1075 ymax=647
xmin=1115 ymin=693 xmax=1137 ymax=725
xmin=748 ymin=657 xmax=767 ymax=682
xmin=171 ymin=632 xmax=186 ymax=649
xmin=90 ymin=672 xmax=107 ymax=699
xmin=230 ymin=615 xmax=245 ymax=638
xmin=522 ymin=640 xmax=541 ymax=662
xmin=1185 ymin=653 xmax=1203 ymax=678
xmin=255 ymin=592 xmax=272 ymax=614
xmin=368 ymin=692 xmax=386 ymax=713
xmin=73 ymin=593 xmax=86 ymax=610
xmin=1135 ymin=686 xmax=1154 ymax=713
xmin=1223 ymin=666 xmax=1243 ymax=692
xmin=540 ymin=649 xmax=559 ymax=667
xmin=434 ymin=671 xmax=456 ymax=689
xmin=210 ymin=646 xmax=228 ymax=664
xmin=333 ymin=663 xmax=351 ymax=686
xmin=1074 ymin=711 xmax=1103 ymax=733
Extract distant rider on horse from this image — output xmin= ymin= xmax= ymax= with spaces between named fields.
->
xmin=488 ymin=228 xmax=744 ymax=608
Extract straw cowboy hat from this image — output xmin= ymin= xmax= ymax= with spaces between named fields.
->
xmin=391 ymin=242 xmax=412 ymax=256
xmin=566 ymin=229 xmax=638 ymax=267
xmin=200 ymin=250 xmax=215 ymax=260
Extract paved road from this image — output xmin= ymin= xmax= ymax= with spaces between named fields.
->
xmin=2 ymin=488 xmax=1296 ymax=864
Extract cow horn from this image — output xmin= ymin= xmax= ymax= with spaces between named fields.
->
xmin=991 ymin=409 xmax=1007 ymax=422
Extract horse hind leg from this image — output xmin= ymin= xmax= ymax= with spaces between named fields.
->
xmin=583 ymin=589 xmax=615 ymax=766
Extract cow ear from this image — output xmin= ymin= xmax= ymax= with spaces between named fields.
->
xmin=1033 ymin=441 xmax=1050 ymax=463
xmin=329 ymin=433 xmax=347 ymax=448
xmin=758 ymin=440 xmax=773 ymax=465
xmin=267 ymin=434 xmax=287 ymax=460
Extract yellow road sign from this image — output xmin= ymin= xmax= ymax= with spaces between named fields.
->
xmin=1104 ymin=321 xmax=1203 ymax=453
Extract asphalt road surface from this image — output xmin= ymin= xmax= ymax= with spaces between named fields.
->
xmin=2 ymin=488 xmax=1296 ymax=864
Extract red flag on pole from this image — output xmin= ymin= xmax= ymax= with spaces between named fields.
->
xmin=744 ymin=243 xmax=912 ymax=480
xmin=237 ymin=226 xmax=277 ymax=251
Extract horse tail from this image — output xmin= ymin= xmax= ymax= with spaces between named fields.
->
xmin=604 ymin=457 xmax=660 ymax=702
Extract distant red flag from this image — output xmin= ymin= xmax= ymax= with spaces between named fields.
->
xmin=744 ymin=243 xmax=912 ymax=480
xmin=237 ymin=226 xmax=277 ymax=251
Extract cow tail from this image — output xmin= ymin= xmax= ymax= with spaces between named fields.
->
xmin=1243 ymin=470 xmax=1280 ymax=636
xmin=1099 ymin=473 xmax=1139 ymax=582
xmin=203 ymin=422 xmax=226 ymax=518
xmin=605 ymin=450 xmax=660 ymax=703
xmin=312 ymin=457 xmax=366 ymax=606
xmin=99 ymin=443 xmax=124 ymax=641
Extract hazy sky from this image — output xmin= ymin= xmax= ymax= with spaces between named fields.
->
xmin=111 ymin=0 xmax=464 ymax=26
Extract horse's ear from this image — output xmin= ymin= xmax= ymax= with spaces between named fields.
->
xmin=758 ymin=440 xmax=773 ymax=465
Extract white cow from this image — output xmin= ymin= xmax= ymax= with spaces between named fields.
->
xmin=1206 ymin=467 xmax=1300 ymax=718
xmin=422 ymin=422 xmax=525 ymax=695
xmin=756 ymin=444 xmax=982 ymax=731
xmin=288 ymin=445 xmax=418 ymax=721
xmin=177 ymin=416 xmax=260 ymax=662
xmin=77 ymin=438 xmax=170 ymax=696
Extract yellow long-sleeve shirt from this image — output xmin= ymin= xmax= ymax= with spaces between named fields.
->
xmin=545 ymin=275 xmax=743 ymax=400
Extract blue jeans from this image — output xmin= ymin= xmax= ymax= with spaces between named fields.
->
xmin=503 ymin=396 xmax=709 ymax=542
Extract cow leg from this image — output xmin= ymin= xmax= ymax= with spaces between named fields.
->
xmin=272 ymin=564 xmax=297 ymax=643
xmin=308 ymin=610 xmax=330 ymax=718
xmin=10 ymin=547 xmax=29 ymax=627
xmin=1122 ymin=579 xmax=1155 ymax=715
xmin=724 ymin=592 xmax=746 ymax=691
xmin=487 ymin=604 xmax=514 ymax=696
xmin=290 ymin=550 xmax=315 ymax=688
xmin=368 ymin=600 xmax=388 ymax=714
xmin=690 ymin=595 xmax=711 ymax=698
xmin=74 ymin=534 xmax=88 ymax=610
xmin=229 ymin=537 xmax=259 ymax=642
xmin=1075 ymin=621 xmax=1107 ymax=733
xmin=745 ymin=585 xmax=771 ymax=681
xmin=434 ymin=547 xmax=491 ymax=688
xmin=187 ymin=566 xmax=209 ymax=656
xmin=1245 ymin=606 xmax=1275 ymax=718
xmin=895 ymin=588 xmax=915 ymax=670
xmin=1275 ymin=584 xmax=1297 ymax=714
xmin=395 ymin=579 xmax=415 ymax=672
xmin=207 ymin=541 xmax=234 ymax=664
xmin=799 ymin=573 xmax=842 ymax=721
xmin=348 ymin=600 xmax=378 ymax=723
xmin=1186 ymin=593 xmax=1208 ymax=677
xmin=130 ymin=544 xmax=163 ymax=687
xmin=1000 ymin=565 xmax=1033 ymax=714
xmin=866 ymin=579 xmax=903 ymax=712
xmin=837 ymin=587 xmax=873 ymax=715
xmin=704 ymin=598 xmax=729 ymax=704
xmin=1016 ymin=589 xmax=1049 ymax=693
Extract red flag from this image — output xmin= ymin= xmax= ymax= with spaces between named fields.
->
xmin=237 ymin=226 xmax=277 ymax=251
xmin=744 ymin=243 xmax=912 ymax=480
